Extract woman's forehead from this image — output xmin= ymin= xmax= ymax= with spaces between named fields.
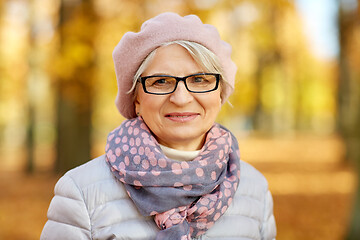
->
xmin=142 ymin=44 xmax=205 ymax=76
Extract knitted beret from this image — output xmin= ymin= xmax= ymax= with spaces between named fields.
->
xmin=113 ymin=12 xmax=237 ymax=119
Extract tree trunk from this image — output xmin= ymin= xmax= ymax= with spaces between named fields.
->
xmin=55 ymin=0 xmax=96 ymax=173
xmin=253 ymin=5 xmax=284 ymax=133
xmin=25 ymin=0 xmax=35 ymax=174
xmin=337 ymin=2 xmax=360 ymax=239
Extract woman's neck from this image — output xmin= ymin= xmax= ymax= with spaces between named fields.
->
xmin=160 ymin=144 xmax=200 ymax=161
xmin=156 ymin=135 xmax=205 ymax=151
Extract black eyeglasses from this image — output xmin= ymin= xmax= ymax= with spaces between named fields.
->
xmin=138 ymin=73 xmax=220 ymax=95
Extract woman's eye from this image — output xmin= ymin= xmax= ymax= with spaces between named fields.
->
xmin=194 ymin=77 xmax=204 ymax=82
xmin=151 ymin=78 xmax=170 ymax=86
xmin=193 ymin=77 xmax=209 ymax=83
xmin=154 ymin=79 xmax=166 ymax=84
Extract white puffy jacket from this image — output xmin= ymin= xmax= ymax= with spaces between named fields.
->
xmin=41 ymin=155 xmax=276 ymax=240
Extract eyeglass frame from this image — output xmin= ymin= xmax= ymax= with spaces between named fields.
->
xmin=138 ymin=73 xmax=221 ymax=95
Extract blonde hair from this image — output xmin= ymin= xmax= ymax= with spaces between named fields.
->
xmin=128 ymin=40 xmax=230 ymax=101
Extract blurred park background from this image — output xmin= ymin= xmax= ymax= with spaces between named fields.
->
xmin=0 ymin=0 xmax=359 ymax=239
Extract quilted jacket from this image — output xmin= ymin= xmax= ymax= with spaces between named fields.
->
xmin=41 ymin=155 xmax=276 ymax=240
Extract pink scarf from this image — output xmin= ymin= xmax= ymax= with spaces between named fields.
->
xmin=105 ymin=117 xmax=240 ymax=239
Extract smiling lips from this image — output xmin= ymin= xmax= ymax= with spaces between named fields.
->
xmin=165 ymin=112 xmax=199 ymax=123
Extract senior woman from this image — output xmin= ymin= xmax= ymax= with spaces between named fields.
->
xmin=41 ymin=13 xmax=276 ymax=240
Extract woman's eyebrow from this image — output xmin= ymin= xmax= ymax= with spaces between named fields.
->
xmin=142 ymin=73 xmax=173 ymax=77
xmin=144 ymin=71 xmax=207 ymax=77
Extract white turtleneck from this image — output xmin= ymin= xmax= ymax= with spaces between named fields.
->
xmin=159 ymin=144 xmax=200 ymax=161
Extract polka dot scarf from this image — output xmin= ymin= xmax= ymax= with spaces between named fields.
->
xmin=105 ymin=117 xmax=240 ymax=239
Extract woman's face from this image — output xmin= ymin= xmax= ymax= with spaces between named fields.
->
xmin=135 ymin=44 xmax=222 ymax=151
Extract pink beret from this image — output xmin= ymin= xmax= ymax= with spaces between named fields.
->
xmin=113 ymin=12 xmax=237 ymax=119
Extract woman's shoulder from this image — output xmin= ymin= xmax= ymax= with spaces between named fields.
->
xmin=44 ymin=156 xmax=158 ymax=239
xmin=236 ymin=160 xmax=270 ymax=200
xmin=63 ymin=155 xmax=113 ymax=187
xmin=239 ymin=160 xmax=268 ymax=183
xmin=55 ymin=155 xmax=129 ymax=211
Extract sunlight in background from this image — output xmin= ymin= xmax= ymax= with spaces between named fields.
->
xmin=295 ymin=0 xmax=340 ymax=59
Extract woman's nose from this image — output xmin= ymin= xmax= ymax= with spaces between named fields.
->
xmin=169 ymin=81 xmax=194 ymax=105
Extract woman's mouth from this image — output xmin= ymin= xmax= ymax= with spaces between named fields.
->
xmin=165 ymin=112 xmax=199 ymax=123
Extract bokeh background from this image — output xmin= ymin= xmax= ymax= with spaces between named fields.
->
xmin=0 ymin=0 xmax=359 ymax=239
